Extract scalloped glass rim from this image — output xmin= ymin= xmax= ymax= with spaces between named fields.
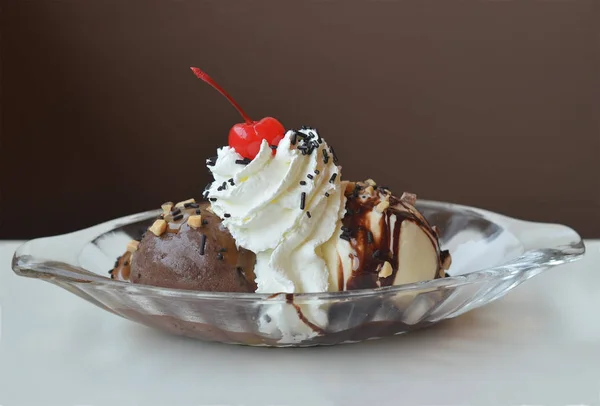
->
xmin=12 ymin=200 xmax=586 ymax=304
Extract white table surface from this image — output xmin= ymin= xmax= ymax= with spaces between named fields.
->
xmin=1 ymin=240 xmax=599 ymax=406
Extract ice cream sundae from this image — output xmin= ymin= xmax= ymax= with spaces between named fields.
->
xmin=110 ymin=67 xmax=451 ymax=342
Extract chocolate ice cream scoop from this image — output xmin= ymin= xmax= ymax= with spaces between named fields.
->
xmin=114 ymin=199 xmax=257 ymax=293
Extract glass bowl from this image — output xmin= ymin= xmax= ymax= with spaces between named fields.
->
xmin=12 ymin=200 xmax=585 ymax=347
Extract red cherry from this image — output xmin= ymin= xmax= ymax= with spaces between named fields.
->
xmin=190 ymin=67 xmax=285 ymax=160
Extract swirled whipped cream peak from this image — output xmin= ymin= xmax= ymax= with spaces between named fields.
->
xmin=204 ymin=128 xmax=345 ymax=294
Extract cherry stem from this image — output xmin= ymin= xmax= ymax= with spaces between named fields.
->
xmin=190 ymin=67 xmax=253 ymax=124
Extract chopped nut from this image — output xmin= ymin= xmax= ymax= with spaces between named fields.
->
xmin=378 ymin=261 xmax=393 ymax=278
xmin=161 ymin=201 xmax=174 ymax=214
xmin=365 ymin=179 xmax=377 ymax=187
xmin=364 ymin=186 xmax=375 ymax=196
xmin=126 ymin=240 xmax=140 ymax=253
xmin=187 ymin=214 xmax=203 ymax=229
xmin=149 ymin=219 xmax=167 ymax=236
xmin=441 ymin=250 xmax=452 ymax=270
xmin=400 ymin=192 xmax=417 ymax=206
xmin=375 ymin=199 xmax=390 ymax=213
xmin=344 ymin=182 xmax=356 ymax=194
xmin=175 ymin=198 xmax=195 ymax=208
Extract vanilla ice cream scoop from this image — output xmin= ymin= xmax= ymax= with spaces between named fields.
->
xmin=323 ymin=180 xmax=451 ymax=292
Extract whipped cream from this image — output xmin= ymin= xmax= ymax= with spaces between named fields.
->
xmin=205 ymin=132 xmax=448 ymax=342
xmin=206 ymin=129 xmax=345 ymax=295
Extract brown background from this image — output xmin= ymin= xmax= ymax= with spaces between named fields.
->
xmin=1 ymin=0 xmax=599 ymax=239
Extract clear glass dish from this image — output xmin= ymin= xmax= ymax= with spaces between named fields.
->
xmin=12 ymin=200 xmax=585 ymax=347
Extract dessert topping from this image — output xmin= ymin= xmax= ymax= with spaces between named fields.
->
xmin=175 ymin=198 xmax=195 ymax=208
xmin=187 ymin=214 xmax=203 ymax=229
xmin=190 ymin=67 xmax=285 ymax=160
xmin=149 ymin=219 xmax=167 ymax=236
xmin=378 ymin=261 xmax=393 ymax=278
xmin=375 ymin=199 xmax=390 ymax=213
xmin=400 ymin=192 xmax=417 ymax=206
xmin=126 ymin=240 xmax=140 ymax=253
xmin=441 ymin=250 xmax=452 ymax=270
xmin=161 ymin=202 xmax=174 ymax=214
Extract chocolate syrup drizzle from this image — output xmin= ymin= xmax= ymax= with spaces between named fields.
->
xmin=285 ymin=293 xmax=326 ymax=335
xmin=340 ymin=184 xmax=448 ymax=291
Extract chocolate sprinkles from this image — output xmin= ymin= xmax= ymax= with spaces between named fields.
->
xmin=300 ymin=192 xmax=306 ymax=210
xmin=340 ymin=226 xmax=353 ymax=241
xmin=173 ymin=214 xmax=183 ymax=221
xmin=329 ymin=146 xmax=339 ymax=164
xmin=199 ymin=234 xmax=207 ymax=255
xmin=294 ymin=129 xmax=320 ymax=156
xmin=306 ymin=211 xmax=312 ymax=218
xmin=223 ymin=213 xmax=231 ymax=218
xmin=235 ymin=158 xmax=252 ymax=165
xmin=329 ymin=173 xmax=337 ymax=183
xmin=300 ymin=181 xmax=307 ymax=186
xmin=367 ymin=231 xmax=374 ymax=244
xmin=307 ymin=174 xmax=314 ymax=180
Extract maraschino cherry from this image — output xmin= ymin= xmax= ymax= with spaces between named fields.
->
xmin=190 ymin=67 xmax=285 ymax=160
